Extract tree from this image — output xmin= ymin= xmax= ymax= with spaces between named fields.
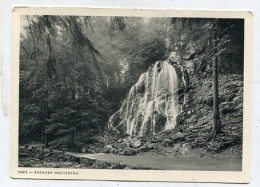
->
xmin=211 ymin=49 xmax=220 ymax=140
xmin=169 ymin=18 xmax=244 ymax=140
xmin=19 ymin=16 xmax=243 ymax=145
xmin=19 ymin=15 xmax=128 ymax=145
xmin=209 ymin=19 xmax=244 ymax=140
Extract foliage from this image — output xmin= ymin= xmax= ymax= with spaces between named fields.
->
xmin=19 ymin=16 xmax=244 ymax=145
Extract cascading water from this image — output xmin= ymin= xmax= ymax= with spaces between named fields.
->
xmin=108 ymin=60 xmax=181 ymax=136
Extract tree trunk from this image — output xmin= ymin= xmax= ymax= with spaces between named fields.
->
xmin=210 ymin=55 xmax=221 ymax=140
xmin=42 ymin=96 xmax=47 ymax=144
xmin=43 ymin=28 xmax=51 ymax=147
xmin=70 ymin=128 xmax=76 ymax=147
xmin=41 ymin=113 xmax=45 ymax=144
xmin=45 ymin=132 xmax=48 ymax=147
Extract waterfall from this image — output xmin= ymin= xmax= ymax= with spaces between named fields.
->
xmin=108 ymin=61 xmax=180 ymax=136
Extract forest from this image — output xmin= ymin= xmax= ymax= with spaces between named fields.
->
xmin=19 ymin=15 xmax=244 ymax=170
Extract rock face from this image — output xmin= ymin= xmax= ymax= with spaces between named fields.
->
xmin=108 ymin=61 xmax=182 ymax=136
xmin=178 ymin=72 xmax=243 ymax=150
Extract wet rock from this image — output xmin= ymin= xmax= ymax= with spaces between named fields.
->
xmin=139 ymin=146 xmax=149 ymax=152
xmin=150 ymin=138 xmax=158 ymax=143
xmin=154 ymin=114 xmax=167 ymax=133
xmin=173 ymin=143 xmax=182 ymax=152
xmin=44 ymin=148 xmax=51 ymax=153
xmin=104 ymin=144 xmax=113 ymax=149
xmin=130 ymin=138 xmax=142 ymax=148
xmin=188 ymin=115 xmax=197 ymax=123
xmin=176 ymin=114 xmax=185 ymax=124
xmin=147 ymin=143 xmax=154 ymax=150
xmin=123 ymin=149 xmax=136 ymax=156
xmin=156 ymin=136 xmax=163 ymax=143
xmin=119 ymin=151 xmax=124 ymax=155
xmin=161 ymin=138 xmax=173 ymax=147
xmin=179 ymin=146 xmax=190 ymax=156
xmin=171 ymin=132 xmax=187 ymax=140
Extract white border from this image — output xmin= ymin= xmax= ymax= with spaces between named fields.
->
xmin=10 ymin=7 xmax=252 ymax=183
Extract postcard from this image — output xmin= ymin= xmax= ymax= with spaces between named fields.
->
xmin=11 ymin=7 xmax=252 ymax=183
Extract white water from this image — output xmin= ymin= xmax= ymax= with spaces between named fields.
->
xmin=108 ymin=61 xmax=180 ymax=136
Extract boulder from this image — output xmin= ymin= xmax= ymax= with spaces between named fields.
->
xmin=113 ymin=142 xmax=128 ymax=149
xmin=173 ymin=143 xmax=182 ymax=152
xmin=161 ymin=138 xmax=173 ymax=147
xmin=179 ymin=144 xmax=191 ymax=156
xmin=102 ymin=148 xmax=110 ymax=154
xmin=44 ymin=148 xmax=51 ymax=153
xmin=147 ymin=143 xmax=154 ymax=150
xmin=123 ymin=149 xmax=136 ymax=156
xmin=156 ymin=136 xmax=163 ymax=143
xmin=171 ymin=132 xmax=187 ymax=140
xmin=154 ymin=114 xmax=167 ymax=133
xmin=179 ymin=147 xmax=190 ymax=156
xmin=176 ymin=114 xmax=185 ymax=124
xmin=119 ymin=151 xmax=124 ymax=155
xmin=151 ymin=138 xmax=158 ymax=143
xmin=130 ymin=138 xmax=142 ymax=148
xmin=139 ymin=146 xmax=149 ymax=152
xmin=104 ymin=144 xmax=113 ymax=149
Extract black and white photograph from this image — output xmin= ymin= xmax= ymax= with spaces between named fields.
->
xmin=11 ymin=8 xmax=252 ymax=182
